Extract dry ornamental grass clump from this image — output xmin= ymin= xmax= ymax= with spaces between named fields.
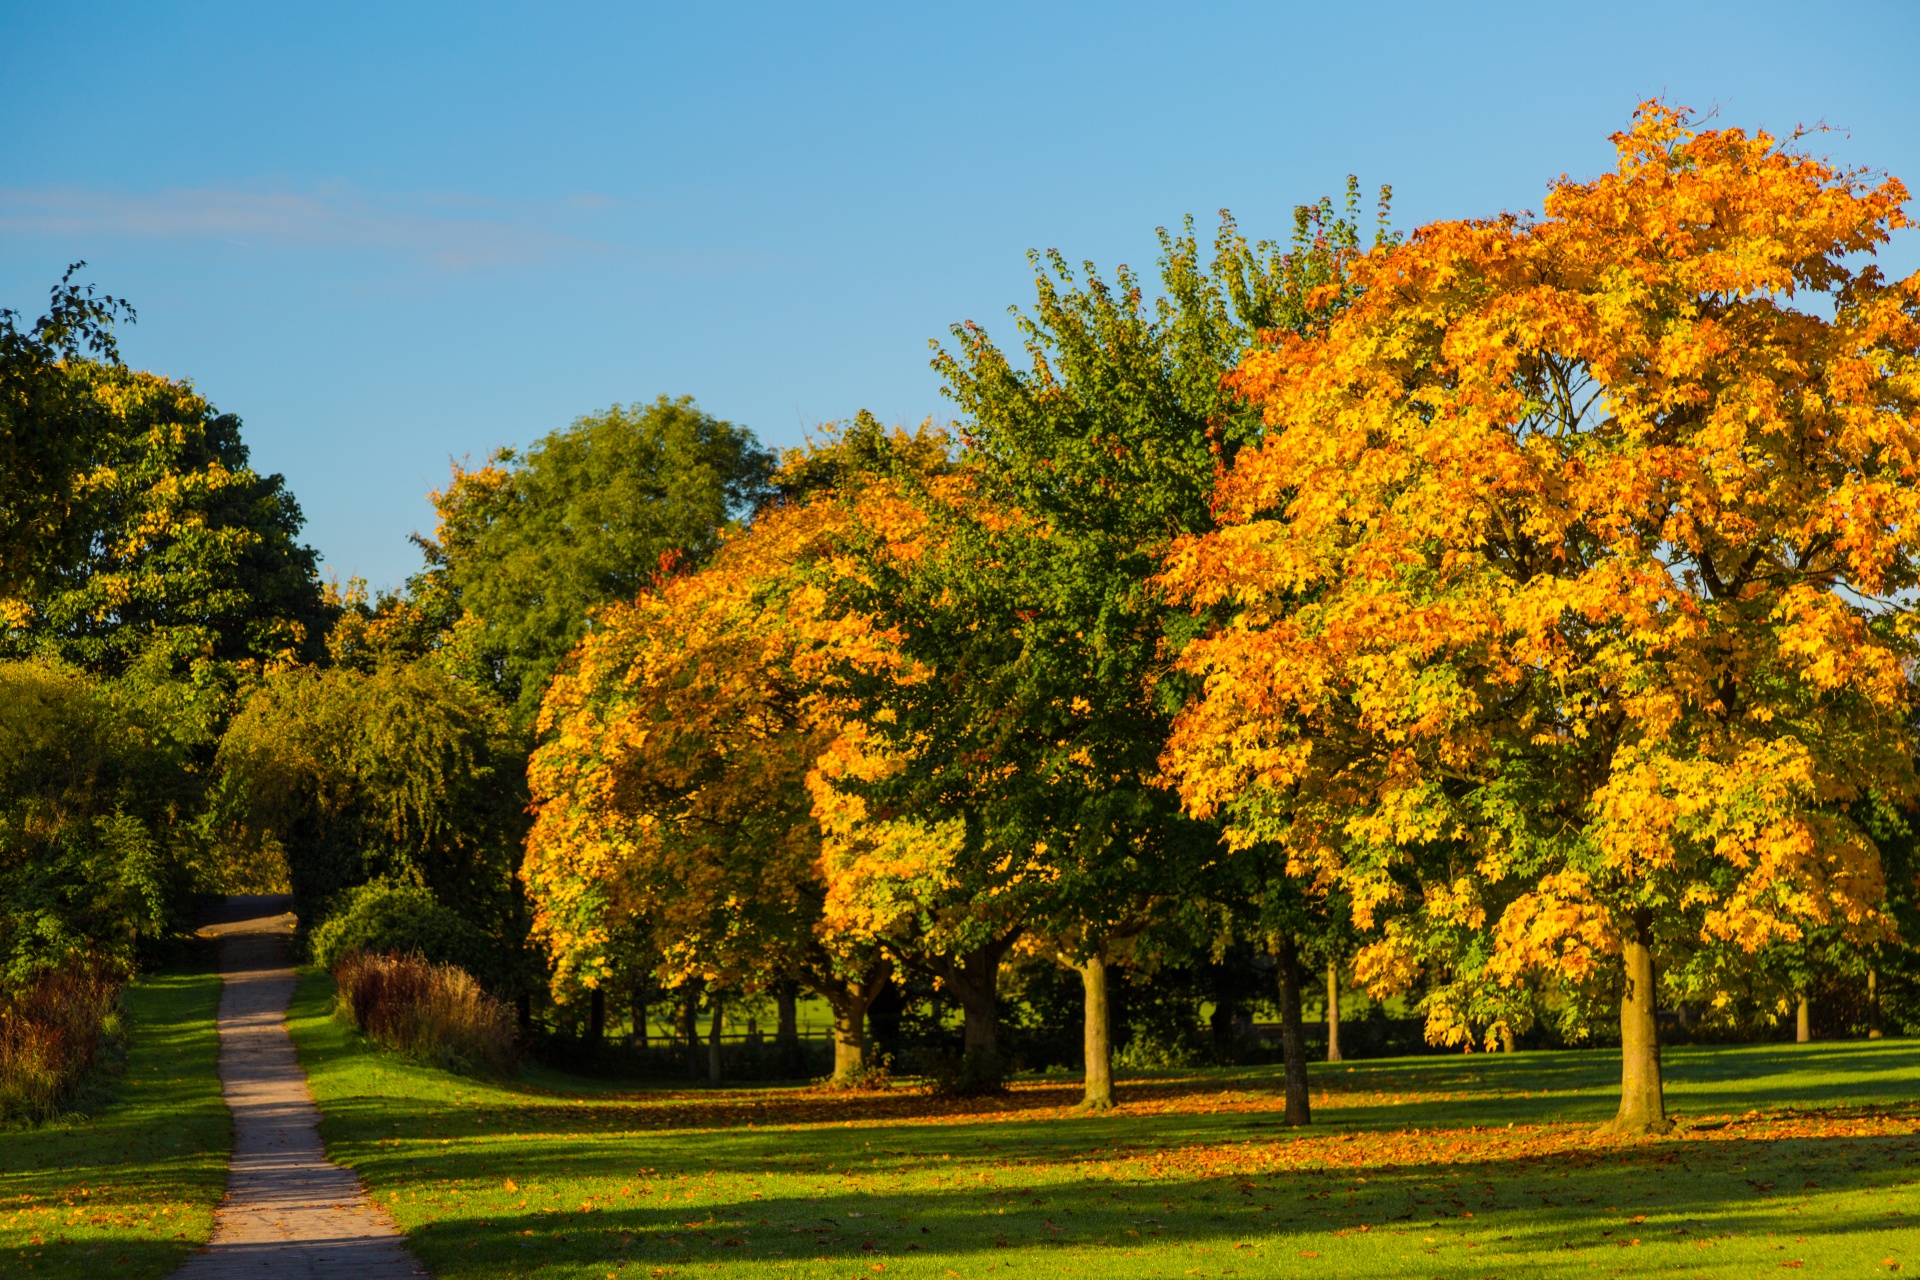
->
xmin=331 ymin=951 xmax=518 ymax=1078
xmin=0 ymin=964 xmax=121 ymax=1121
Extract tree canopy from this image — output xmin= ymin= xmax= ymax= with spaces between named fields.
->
xmin=1161 ymin=103 xmax=1920 ymax=1133
xmin=425 ymin=395 xmax=776 ymax=725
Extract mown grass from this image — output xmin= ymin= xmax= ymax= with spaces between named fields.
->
xmin=288 ymin=966 xmax=1920 ymax=1279
xmin=0 ymin=956 xmax=228 ymax=1277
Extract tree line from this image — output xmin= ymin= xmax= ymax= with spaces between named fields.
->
xmin=3 ymin=103 xmax=1917 ymax=1135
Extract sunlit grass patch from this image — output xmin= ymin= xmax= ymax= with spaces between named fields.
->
xmin=288 ymin=966 xmax=1920 ymax=1279
xmin=0 ymin=960 xmax=228 ymax=1278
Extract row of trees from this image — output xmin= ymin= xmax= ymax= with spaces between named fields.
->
xmin=4 ymin=104 xmax=1917 ymax=1138
xmin=516 ymin=104 xmax=1920 ymax=1135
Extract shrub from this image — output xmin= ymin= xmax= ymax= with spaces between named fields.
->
xmin=309 ymin=880 xmax=495 ymax=984
xmin=332 ymin=951 xmax=517 ymax=1077
xmin=0 ymin=964 xmax=121 ymax=1121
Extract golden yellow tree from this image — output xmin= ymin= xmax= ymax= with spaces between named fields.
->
xmin=522 ymin=423 xmax=945 ymax=1081
xmin=1162 ymin=104 xmax=1920 ymax=1134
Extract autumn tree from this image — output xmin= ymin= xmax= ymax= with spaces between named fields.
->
xmin=6 ymin=366 xmax=328 ymax=673
xmin=1162 ymin=104 xmax=1920 ymax=1134
xmin=523 ymin=422 xmax=943 ymax=1081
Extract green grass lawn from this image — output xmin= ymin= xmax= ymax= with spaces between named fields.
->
xmin=288 ymin=969 xmax=1920 ymax=1280
xmin=0 ymin=955 xmax=229 ymax=1277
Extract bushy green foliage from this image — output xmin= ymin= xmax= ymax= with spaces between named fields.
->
xmin=5 ymin=364 xmax=329 ymax=673
xmin=0 ymin=659 xmax=204 ymax=979
xmin=427 ymin=394 xmax=775 ymax=725
xmin=214 ymin=661 xmax=528 ymax=959
xmin=309 ymin=879 xmax=495 ymax=984
xmin=0 ymin=267 xmax=132 ymax=602
xmin=1 ymin=273 xmax=327 ymax=676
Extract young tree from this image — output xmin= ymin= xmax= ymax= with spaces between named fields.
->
xmin=1162 ymin=104 xmax=1920 ymax=1134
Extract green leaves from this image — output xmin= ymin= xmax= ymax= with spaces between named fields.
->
xmin=429 ymin=395 xmax=776 ymax=727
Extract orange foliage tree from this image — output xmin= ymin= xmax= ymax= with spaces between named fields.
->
xmin=522 ymin=423 xmax=944 ymax=1082
xmin=1162 ymin=104 xmax=1920 ymax=1134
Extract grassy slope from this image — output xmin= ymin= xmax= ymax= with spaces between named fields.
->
xmin=289 ymin=968 xmax=1920 ymax=1279
xmin=0 ymin=957 xmax=229 ymax=1277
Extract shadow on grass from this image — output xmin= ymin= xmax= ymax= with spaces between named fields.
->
xmin=374 ymin=1128 xmax=1920 ymax=1274
xmin=288 ymin=963 xmax=1920 ymax=1276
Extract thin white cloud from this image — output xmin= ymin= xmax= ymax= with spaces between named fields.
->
xmin=0 ymin=184 xmax=596 ymax=269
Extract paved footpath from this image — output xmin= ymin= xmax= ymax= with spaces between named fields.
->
xmin=174 ymin=895 xmax=428 ymax=1279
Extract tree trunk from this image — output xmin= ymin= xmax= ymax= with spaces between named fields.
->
xmin=630 ymin=994 xmax=647 ymax=1047
xmin=1498 ymin=1023 xmax=1517 ymax=1054
xmin=1325 ymin=960 xmax=1342 ymax=1063
xmin=1274 ymin=935 xmax=1311 ymax=1126
xmin=707 ymin=995 xmax=724 ymax=1085
xmin=927 ymin=932 xmax=1017 ymax=1091
xmin=587 ymin=987 xmax=606 ymax=1046
xmin=819 ymin=959 xmax=892 ymax=1085
xmin=1080 ymin=953 xmax=1114 ymax=1112
xmin=680 ymin=984 xmax=701 ymax=1079
xmin=1796 ymin=992 xmax=1811 ymax=1043
xmin=1605 ymin=910 xmax=1671 ymax=1135
xmin=1869 ymin=969 xmax=1884 ymax=1040
xmin=775 ymin=979 xmax=801 ymax=1069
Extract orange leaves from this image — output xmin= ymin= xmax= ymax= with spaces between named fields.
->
xmin=1163 ymin=101 xmax=1920 ymax=1035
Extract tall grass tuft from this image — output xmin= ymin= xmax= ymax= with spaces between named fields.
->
xmin=0 ymin=965 xmax=122 ymax=1121
xmin=332 ymin=951 xmax=518 ymax=1077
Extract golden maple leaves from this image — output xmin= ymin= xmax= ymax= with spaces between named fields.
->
xmin=1161 ymin=102 xmax=1920 ymax=1043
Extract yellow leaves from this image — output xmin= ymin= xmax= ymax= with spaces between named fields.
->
xmin=1164 ymin=101 xmax=1920 ymax=997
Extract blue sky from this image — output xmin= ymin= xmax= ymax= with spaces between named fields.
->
xmin=4 ymin=1 xmax=1917 ymax=589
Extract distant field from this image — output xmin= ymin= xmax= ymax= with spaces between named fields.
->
xmin=287 ymin=968 xmax=1920 ymax=1279
xmin=0 ymin=962 xmax=229 ymax=1279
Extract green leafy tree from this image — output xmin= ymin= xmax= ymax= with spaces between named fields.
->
xmin=835 ymin=196 xmax=1387 ymax=1110
xmin=423 ymin=395 xmax=776 ymax=725
xmin=6 ymin=365 xmax=329 ymax=672
xmin=0 ymin=658 xmax=213 ymax=979
xmin=0 ymin=267 xmax=132 ymax=605
xmin=214 ymin=660 xmax=529 ymax=986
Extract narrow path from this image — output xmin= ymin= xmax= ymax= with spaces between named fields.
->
xmin=175 ymin=895 xmax=427 ymax=1279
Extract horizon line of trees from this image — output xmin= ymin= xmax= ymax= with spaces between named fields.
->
xmin=4 ymin=102 xmax=1920 ymax=1136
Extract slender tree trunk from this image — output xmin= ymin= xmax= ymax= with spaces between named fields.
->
xmin=680 ymin=985 xmax=701 ymax=1080
xmin=1499 ymin=1023 xmax=1517 ymax=1054
xmin=776 ymin=979 xmax=801 ymax=1069
xmin=1325 ymin=961 xmax=1342 ymax=1063
xmin=630 ymin=994 xmax=647 ymax=1048
xmin=1080 ymin=953 xmax=1114 ymax=1112
xmin=1869 ymin=969 xmax=1884 ymax=1040
xmin=1274 ymin=935 xmax=1311 ymax=1126
xmin=708 ymin=995 xmax=724 ymax=1086
xmin=1796 ymin=992 xmax=1811 ymax=1043
xmin=588 ymin=987 xmax=606 ymax=1046
xmin=1606 ymin=910 xmax=1671 ymax=1135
